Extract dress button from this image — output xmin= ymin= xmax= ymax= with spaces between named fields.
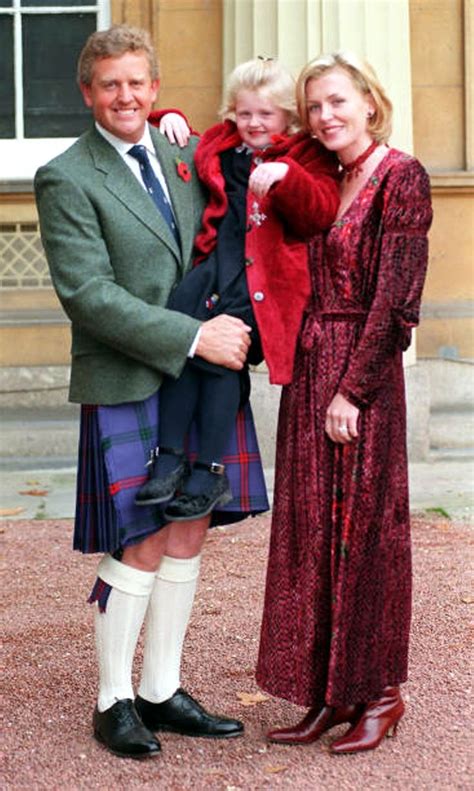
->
xmin=245 ymin=257 xmax=254 ymax=266
xmin=253 ymin=291 xmax=264 ymax=302
xmin=254 ymin=156 xmax=263 ymax=165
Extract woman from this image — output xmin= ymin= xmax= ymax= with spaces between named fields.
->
xmin=255 ymin=52 xmax=432 ymax=754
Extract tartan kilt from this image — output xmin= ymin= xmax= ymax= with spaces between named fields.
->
xmin=73 ymin=390 xmax=269 ymax=554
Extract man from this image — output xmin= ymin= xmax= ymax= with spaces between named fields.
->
xmin=35 ymin=25 xmax=266 ymax=759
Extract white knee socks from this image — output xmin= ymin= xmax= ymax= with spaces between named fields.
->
xmin=94 ymin=555 xmax=155 ymax=713
xmin=138 ymin=553 xmax=201 ymax=704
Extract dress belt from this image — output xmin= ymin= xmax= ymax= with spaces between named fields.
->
xmin=300 ymin=310 xmax=369 ymax=351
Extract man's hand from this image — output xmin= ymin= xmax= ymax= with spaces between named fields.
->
xmin=196 ymin=315 xmax=251 ymax=370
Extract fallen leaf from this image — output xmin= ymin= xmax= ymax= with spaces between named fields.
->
xmin=265 ymin=765 xmax=288 ymax=774
xmin=0 ymin=507 xmax=25 ymax=516
xmin=236 ymin=691 xmax=268 ymax=707
xmin=19 ymin=489 xmax=49 ymax=497
xmin=203 ymin=607 xmax=222 ymax=615
xmin=461 ymin=595 xmax=474 ymax=604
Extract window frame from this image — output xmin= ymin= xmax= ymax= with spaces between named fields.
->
xmin=0 ymin=0 xmax=110 ymax=182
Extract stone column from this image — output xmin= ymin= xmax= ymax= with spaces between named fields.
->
xmin=223 ymin=0 xmax=413 ymax=151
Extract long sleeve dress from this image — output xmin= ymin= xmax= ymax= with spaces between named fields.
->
xmin=256 ymin=149 xmax=433 ymax=708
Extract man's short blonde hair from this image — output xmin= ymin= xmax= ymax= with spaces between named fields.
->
xmin=220 ymin=57 xmax=300 ymax=133
xmin=296 ymin=51 xmax=393 ymax=144
xmin=77 ymin=25 xmax=159 ymax=85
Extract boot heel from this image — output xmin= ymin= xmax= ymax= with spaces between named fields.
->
xmin=330 ymin=687 xmax=405 ymax=754
xmin=387 ymin=718 xmax=400 ymax=738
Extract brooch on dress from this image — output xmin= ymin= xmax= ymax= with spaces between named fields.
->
xmin=249 ymin=200 xmax=267 ymax=227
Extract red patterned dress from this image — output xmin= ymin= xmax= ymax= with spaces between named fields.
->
xmin=256 ymin=149 xmax=433 ymax=708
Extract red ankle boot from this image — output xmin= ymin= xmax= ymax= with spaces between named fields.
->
xmin=330 ymin=686 xmax=404 ymax=754
xmin=267 ymin=704 xmax=361 ymax=745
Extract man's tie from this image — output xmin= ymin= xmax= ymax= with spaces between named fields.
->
xmin=128 ymin=144 xmax=181 ymax=246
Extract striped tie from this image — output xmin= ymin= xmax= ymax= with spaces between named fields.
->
xmin=128 ymin=144 xmax=180 ymax=247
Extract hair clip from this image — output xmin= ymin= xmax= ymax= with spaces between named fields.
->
xmin=258 ymin=55 xmax=274 ymax=62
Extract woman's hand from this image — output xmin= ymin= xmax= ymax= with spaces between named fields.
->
xmin=325 ymin=392 xmax=359 ymax=444
xmin=249 ymin=162 xmax=289 ymax=198
xmin=159 ymin=113 xmax=191 ymax=147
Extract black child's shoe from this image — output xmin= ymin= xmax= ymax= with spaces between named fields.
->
xmin=93 ymin=699 xmax=161 ymax=759
xmin=135 ymin=446 xmax=190 ymax=506
xmin=163 ymin=462 xmax=232 ymax=521
xmin=135 ymin=688 xmax=244 ymax=739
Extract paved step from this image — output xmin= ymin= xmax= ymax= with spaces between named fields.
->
xmin=430 ymin=406 xmax=474 ymax=451
xmin=429 ymin=447 xmax=474 ymax=461
xmin=1 ymin=365 xmax=473 ymax=467
xmin=0 ymin=406 xmax=80 ymax=461
xmin=0 ymin=374 xmax=282 ymax=471
xmin=421 ymin=358 xmax=473 ymax=410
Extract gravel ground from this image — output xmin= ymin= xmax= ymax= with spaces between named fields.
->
xmin=2 ymin=512 xmax=472 ymax=791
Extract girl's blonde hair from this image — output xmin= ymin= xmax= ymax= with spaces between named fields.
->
xmin=296 ymin=51 xmax=393 ymax=143
xmin=220 ymin=57 xmax=300 ymax=133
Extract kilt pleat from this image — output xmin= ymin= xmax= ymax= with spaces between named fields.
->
xmin=74 ymin=404 xmax=119 ymax=553
xmin=73 ymin=390 xmax=268 ymax=554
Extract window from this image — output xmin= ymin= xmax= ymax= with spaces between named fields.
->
xmin=0 ymin=0 xmax=110 ymax=180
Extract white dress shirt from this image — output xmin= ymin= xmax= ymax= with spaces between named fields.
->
xmin=96 ymin=122 xmax=175 ymax=208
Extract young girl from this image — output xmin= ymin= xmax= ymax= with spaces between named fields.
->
xmin=135 ymin=57 xmax=339 ymax=521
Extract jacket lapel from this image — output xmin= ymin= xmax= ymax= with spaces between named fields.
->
xmin=86 ymin=127 xmax=180 ymax=257
xmin=151 ymin=127 xmax=195 ymax=271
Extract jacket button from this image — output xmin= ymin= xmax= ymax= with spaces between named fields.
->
xmin=245 ymin=257 xmax=254 ymax=266
xmin=253 ymin=291 xmax=264 ymax=302
xmin=254 ymin=156 xmax=263 ymax=165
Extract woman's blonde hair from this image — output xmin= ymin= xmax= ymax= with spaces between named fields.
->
xmin=77 ymin=25 xmax=159 ymax=86
xmin=296 ymin=51 xmax=392 ymax=143
xmin=220 ymin=57 xmax=300 ymax=133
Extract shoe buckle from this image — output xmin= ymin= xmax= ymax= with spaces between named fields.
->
xmin=209 ymin=462 xmax=225 ymax=475
xmin=145 ymin=447 xmax=159 ymax=468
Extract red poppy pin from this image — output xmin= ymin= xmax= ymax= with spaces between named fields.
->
xmin=175 ymin=157 xmax=192 ymax=182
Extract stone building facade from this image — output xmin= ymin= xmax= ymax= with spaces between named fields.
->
xmin=0 ymin=1 xmax=472 ymax=459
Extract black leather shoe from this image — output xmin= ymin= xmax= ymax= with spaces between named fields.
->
xmin=135 ymin=689 xmax=244 ymax=739
xmin=93 ymin=699 xmax=161 ymax=758
xmin=135 ymin=447 xmax=190 ymax=506
xmin=164 ymin=463 xmax=232 ymax=521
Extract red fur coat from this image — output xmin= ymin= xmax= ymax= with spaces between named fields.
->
xmin=149 ymin=112 xmax=340 ymax=384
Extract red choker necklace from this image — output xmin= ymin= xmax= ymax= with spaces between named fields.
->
xmin=339 ymin=140 xmax=379 ymax=181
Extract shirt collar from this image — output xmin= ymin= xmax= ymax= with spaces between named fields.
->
xmin=95 ymin=122 xmax=157 ymax=158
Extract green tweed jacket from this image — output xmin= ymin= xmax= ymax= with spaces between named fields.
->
xmin=34 ymin=124 xmax=206 ymax=405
